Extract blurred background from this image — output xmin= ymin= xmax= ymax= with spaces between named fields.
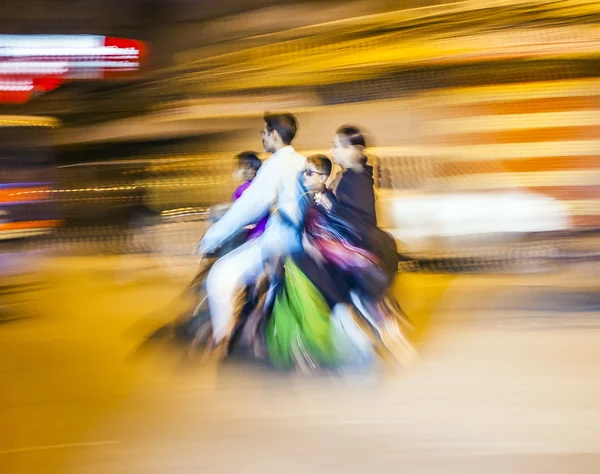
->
xmin=0 ymin=1 xmax=599 ymax=473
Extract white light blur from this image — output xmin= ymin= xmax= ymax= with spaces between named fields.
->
xmin=0 ymin=46 xmax=139 ymax=59
xmin=0 ymin=80 xmax=33 ymax=91
xmin=0 ymin=35 xmax=105 ymax=48
xmin=0 ymin=62 xmax=70 ymax=74
xmin=68 ymin=61 xmax=140 ymax=69
xmin=0 ymin=60 xmax=139 ymax=75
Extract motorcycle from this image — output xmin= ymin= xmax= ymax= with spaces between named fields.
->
xmin=173 ymin=204 xmax=417 ymax=372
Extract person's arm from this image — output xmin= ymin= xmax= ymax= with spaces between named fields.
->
xmin=198 ymin=160 xmax=277 ymax=253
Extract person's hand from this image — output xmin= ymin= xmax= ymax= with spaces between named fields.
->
xmin=314 ymin=192 xmax=332 ymax=211
xmin=303 ymin=234 xmax=325 ymax=264
xmin=194 ymin=238 xmax=213 ymax=258
xmin=195 ymin=226 xmax=216 ymax=257
xmin=193 ymin=241 xmax=205 ymax=257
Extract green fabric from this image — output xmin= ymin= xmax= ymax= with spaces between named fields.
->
xmin=266 ymin=258 xmax=338 ymax=369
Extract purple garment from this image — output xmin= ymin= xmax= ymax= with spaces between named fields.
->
xmin=232 ymin=180 xmax=269 ymax=240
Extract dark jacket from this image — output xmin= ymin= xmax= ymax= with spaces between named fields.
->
xmin=335 ymin=164 xmax=398 ymax=296
xmin=331 ymin=164 xmax=377 ymax=229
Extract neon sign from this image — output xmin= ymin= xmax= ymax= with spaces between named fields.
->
xmin=0 ymin=35 xmax=148 ymax=103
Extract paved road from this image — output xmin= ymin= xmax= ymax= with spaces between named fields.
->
xmin=0 ymin=256 xmax=598 ymax=473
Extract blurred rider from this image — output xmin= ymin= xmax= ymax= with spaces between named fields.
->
xmin=231 ymin=151 xmax=268 ymax=240
xmin=196 ymin=113 xmax=307 ymax=345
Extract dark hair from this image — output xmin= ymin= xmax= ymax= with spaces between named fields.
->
xmin=236 ymin=151 xmax=262 ymax=172
xmin=307 ymin=154 xmax=332 ymax=178
xmin=336 ymin=125 xmax=366 ymax=147
xmin=264 ymin=112 xmax=298 ymax=145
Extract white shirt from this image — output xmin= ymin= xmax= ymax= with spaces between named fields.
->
xmin=200 ymin=145 xmax=306 ymax=255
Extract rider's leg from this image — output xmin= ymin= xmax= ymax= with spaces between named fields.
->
xmin=205 ymin=238 xmax=265 ymax=344
xmin=331 ymin=303 xmax=374 ymax=371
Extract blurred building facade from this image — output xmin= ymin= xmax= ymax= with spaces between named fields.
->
xmin=0 ymin=0 xmax=598 ymax=262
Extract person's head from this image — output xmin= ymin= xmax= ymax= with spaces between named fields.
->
xmin=330 ymin=125 xmax=367 ymax=170
xmin=261 ymin=112 xmax=298 ymax=153
xmin=234 ymin=151 xmax=262 ymax=182
xmin=303 ymin=154 xmax=332 ymax=193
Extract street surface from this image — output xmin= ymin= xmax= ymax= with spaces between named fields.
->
xmin=0 ymin=255 xmax=598 ymax=473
